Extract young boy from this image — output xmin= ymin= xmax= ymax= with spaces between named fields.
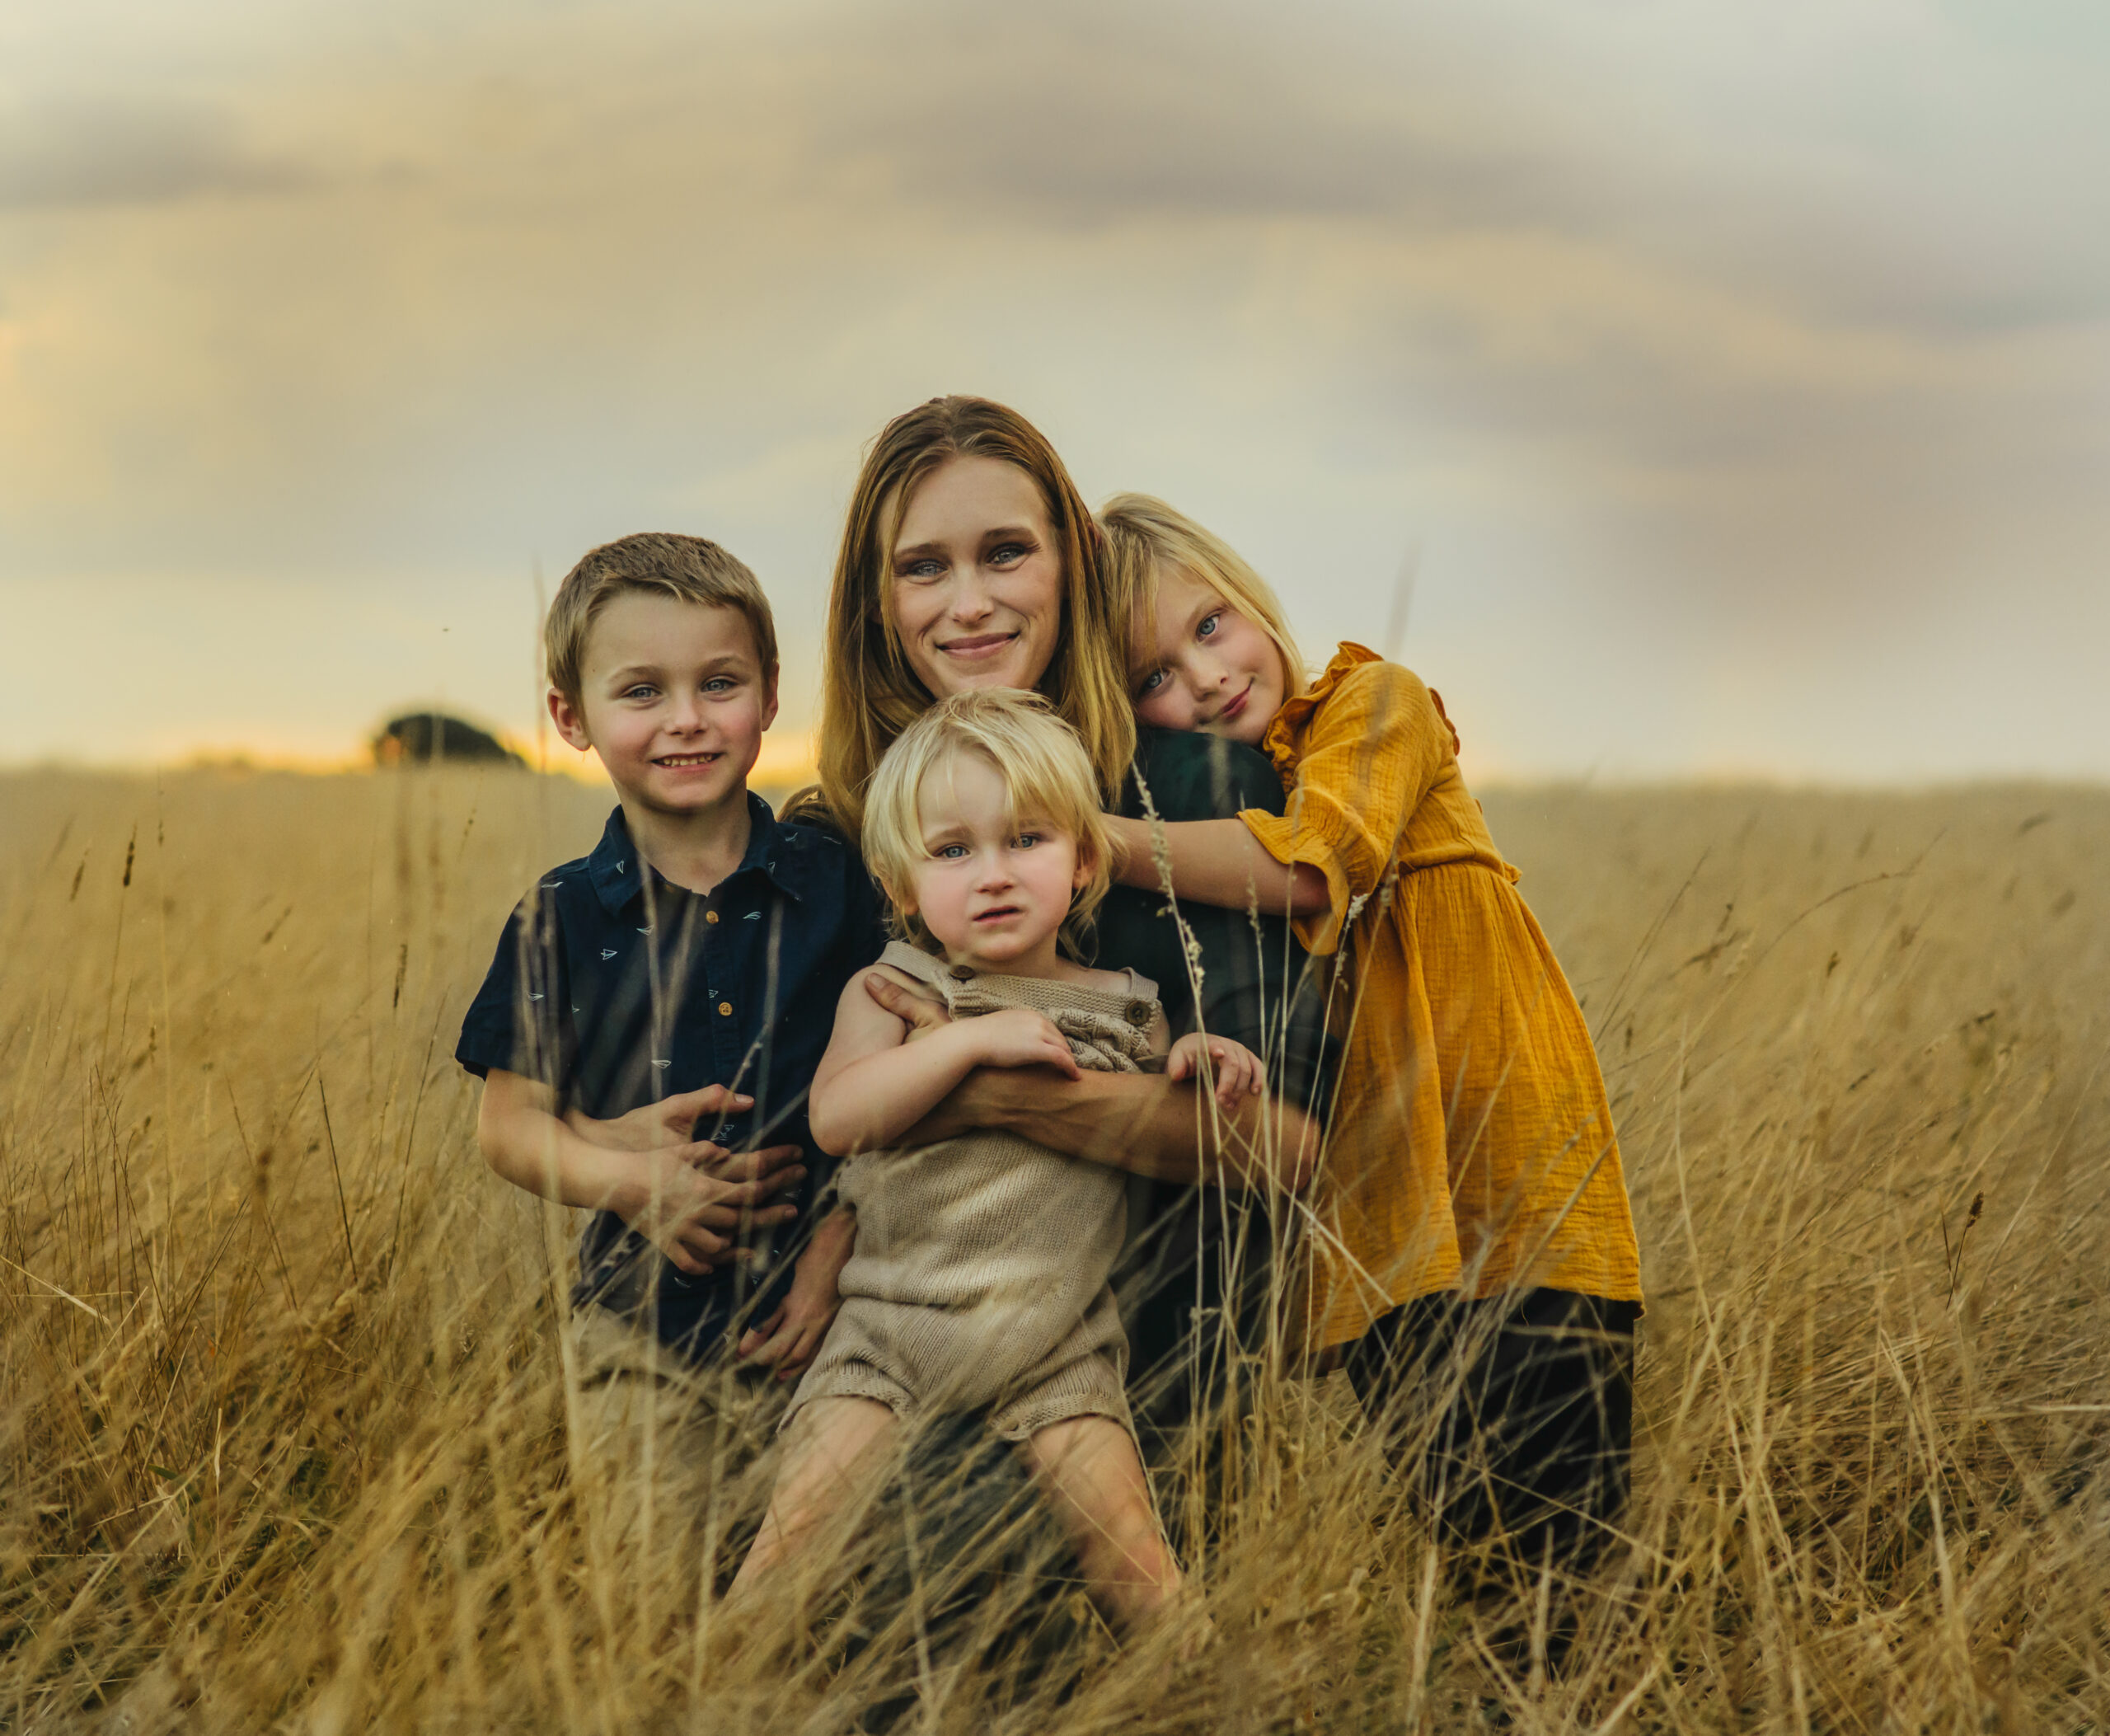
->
xmin=456 ymin=533 xmax=885 ymax=1580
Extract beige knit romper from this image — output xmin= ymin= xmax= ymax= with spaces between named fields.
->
xmin=785 ymin=941 xmax=1162 ymax=1442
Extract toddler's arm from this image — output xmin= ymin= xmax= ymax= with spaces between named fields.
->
xmin=808 ymin=968 xmax=1082 ymax=1157
xmin=476 ymin=1069 xmax=804 ymax=1274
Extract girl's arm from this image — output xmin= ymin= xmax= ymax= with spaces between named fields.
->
xmin=1114 ymin=663 xmax=1453 ymax=936
xmin=1104 ymin=814 xmax=1332 ymax=920
xmin=807 ymin=969 xmax=1082 ymax=1157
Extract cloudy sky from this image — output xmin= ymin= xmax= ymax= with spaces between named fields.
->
xmin=3 ymin=0 xmax=2106 ymax=781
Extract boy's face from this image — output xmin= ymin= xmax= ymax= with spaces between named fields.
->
xmin=903 ymin=749 xmax=1088 ymax=970
xmin=549 ymin=592 xmax=777 ymax=818
xmin=1128 ymin=565 xmax=1282 ymax=749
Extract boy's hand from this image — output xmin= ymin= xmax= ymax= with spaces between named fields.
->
xmin=1166 ymin=1031 xmax=1265 ymax=1113
xmin=618 ymin=1146 xmax=807 ymax=1276
xmin=567 ymin=1083 xmax=753 ymax=1152
xmin=972 ymin=1007 xmax=1083 ymax=1079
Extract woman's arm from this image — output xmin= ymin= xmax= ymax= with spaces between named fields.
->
xmin=476 ymin=1069 xmax=804 ymax=1274
xmin=1104 ymin=814 xmax=1332 ymax=920
xmin=807 ymin=969 xmax=1083 ymax=1157
xmin=860 ymin=975 xmax=1319 ymax=1191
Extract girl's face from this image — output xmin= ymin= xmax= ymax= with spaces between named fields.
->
xmin=1128 ymin=565 xmax=1285 ymax=749
xmin=904 ymin=749 xmax=1088 ymax=972
xmin=889 ymin=457 xmax=1065 ymax=701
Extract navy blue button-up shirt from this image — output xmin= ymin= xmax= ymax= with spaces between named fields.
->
xmin=457 ymin=794 xmax=888 ymax=1361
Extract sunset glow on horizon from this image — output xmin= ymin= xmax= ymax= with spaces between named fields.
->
xmin=5 ymin=1 xmax=2107 ymax=785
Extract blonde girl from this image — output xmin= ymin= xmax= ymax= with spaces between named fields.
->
xmin=1099 ymin=493 xmax=1643 ymax=1580
xmin=730 ymin=689 xmax=1259 ymax=1634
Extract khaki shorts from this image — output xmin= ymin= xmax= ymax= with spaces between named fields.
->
xmin=565 ymin=1307 xmax=788 ymax=1599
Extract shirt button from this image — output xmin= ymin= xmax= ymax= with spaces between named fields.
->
xmin=705 ymin=911 xmax=720 ymax=926
xmin=718 ymin=1002 xmax=733 ymax=1017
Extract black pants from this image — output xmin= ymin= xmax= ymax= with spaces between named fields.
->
xmin=1345 ymin=1288 xmax=1639 ymax=1582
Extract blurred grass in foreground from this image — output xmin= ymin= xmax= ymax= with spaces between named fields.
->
xmin=1 ymin=767 xmax=2105 ymax=1732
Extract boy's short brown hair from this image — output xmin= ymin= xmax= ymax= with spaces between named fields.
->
xmin=546 ymin=533 xmax=779 ymax=709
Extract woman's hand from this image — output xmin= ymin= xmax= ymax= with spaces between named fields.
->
xmin=739 ymin=1207 xmax=856 ymax=1381
xmin=1166 ymin=1031 xmax=1266 ymax=1112
xmin=860 ymin=971 xmax=951 ymax=1041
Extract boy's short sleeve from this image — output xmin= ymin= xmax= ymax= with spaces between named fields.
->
xmin=456 ymin=887 xmax=577 ymax=1091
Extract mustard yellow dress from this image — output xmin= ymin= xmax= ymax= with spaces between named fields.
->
xmin=1240 ymin=645 xmax=1643 ymax=1352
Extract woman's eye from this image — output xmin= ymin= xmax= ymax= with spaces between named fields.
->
xmin=988 ymin=541 xmax=1029 ymax=567
xmin=901 ymin=557 xmax=945 ymax=581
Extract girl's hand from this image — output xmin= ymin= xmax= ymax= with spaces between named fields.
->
xmin=972 ymin=1007 xmax=1084 ymax=1079
xmin=1167 ymin=1031 xmax=1266 ymax=1112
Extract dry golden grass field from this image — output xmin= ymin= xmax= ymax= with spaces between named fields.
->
xmin=2 ymin=767 xmax=2106 ymax=1734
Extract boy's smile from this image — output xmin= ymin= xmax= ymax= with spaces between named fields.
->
xmin=548 ymin=591 xmax=778 ymax=825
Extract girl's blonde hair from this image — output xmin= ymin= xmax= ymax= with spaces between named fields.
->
xmin=861 ymin=689 xmax=1112 ymax=960
xmin=811 ymin=396 xmax=1135 ymax=840
xmin=1096 ymin=493 xmax=1310 ymax=701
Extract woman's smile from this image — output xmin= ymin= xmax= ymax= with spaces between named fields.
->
xmin=890 ymin=457 xmax=1064 ymax=701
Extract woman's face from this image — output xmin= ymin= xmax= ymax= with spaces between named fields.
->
xmin=889 ymin=456 xmax=1064 ymax=700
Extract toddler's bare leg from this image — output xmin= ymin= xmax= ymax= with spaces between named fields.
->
xmin=1020 ymin=1415 xmax=1184 ymax=1631
xmin=729 ymin=1396 xmax=898 ymax=1597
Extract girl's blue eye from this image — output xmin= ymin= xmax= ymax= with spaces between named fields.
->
xmin=1137 ymin=669 xmax=1166 ymax=697
xmin=1198 ymin=611 xmax=1222 ymax=640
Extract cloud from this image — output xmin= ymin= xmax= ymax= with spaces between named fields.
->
xmin=0 ymin=96 xmax=312 ymax=209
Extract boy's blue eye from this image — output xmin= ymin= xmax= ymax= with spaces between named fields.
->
xmin=1015 ymin=833 xmax=1040 ymax=848
xmin=623 ymin=684 xmax=657 ymax=700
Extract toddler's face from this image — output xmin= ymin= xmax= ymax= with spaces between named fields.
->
xmin=889 ymin=457 xmax=1065 ymax=701
xmin=1128 ymin=565 xmax=1283 ymax=749
xmin=551 ymin=592 xmax=776 ymax=817
xmin=905 ymin=749 xmax=1087 ymax=971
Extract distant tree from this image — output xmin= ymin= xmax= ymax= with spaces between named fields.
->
xmin=371 ymin=711 xmax=526 ymax=768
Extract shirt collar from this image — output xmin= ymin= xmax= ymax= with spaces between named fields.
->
xmin=585 ymin=793 xmax=816 ymax=917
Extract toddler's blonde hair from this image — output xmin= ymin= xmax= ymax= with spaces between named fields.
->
xmin=862 ymin=689 xmax=1112 ymax=959
xmin=1097 ymin=493 xmax=1309 ymax=701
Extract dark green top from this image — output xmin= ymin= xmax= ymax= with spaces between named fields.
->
xmin=1093 ymin=726 xmax=1336 ymax=1122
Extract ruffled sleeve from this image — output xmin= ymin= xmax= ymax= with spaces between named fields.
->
xmin=1240 ymin=646 xmax=1451 ymax=957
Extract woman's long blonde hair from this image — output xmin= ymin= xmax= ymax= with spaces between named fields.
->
xmin=813 ymin=396 xmax=1135 ymax=840
xmin=1096 ymin=492 xmax=1310 ymax=701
